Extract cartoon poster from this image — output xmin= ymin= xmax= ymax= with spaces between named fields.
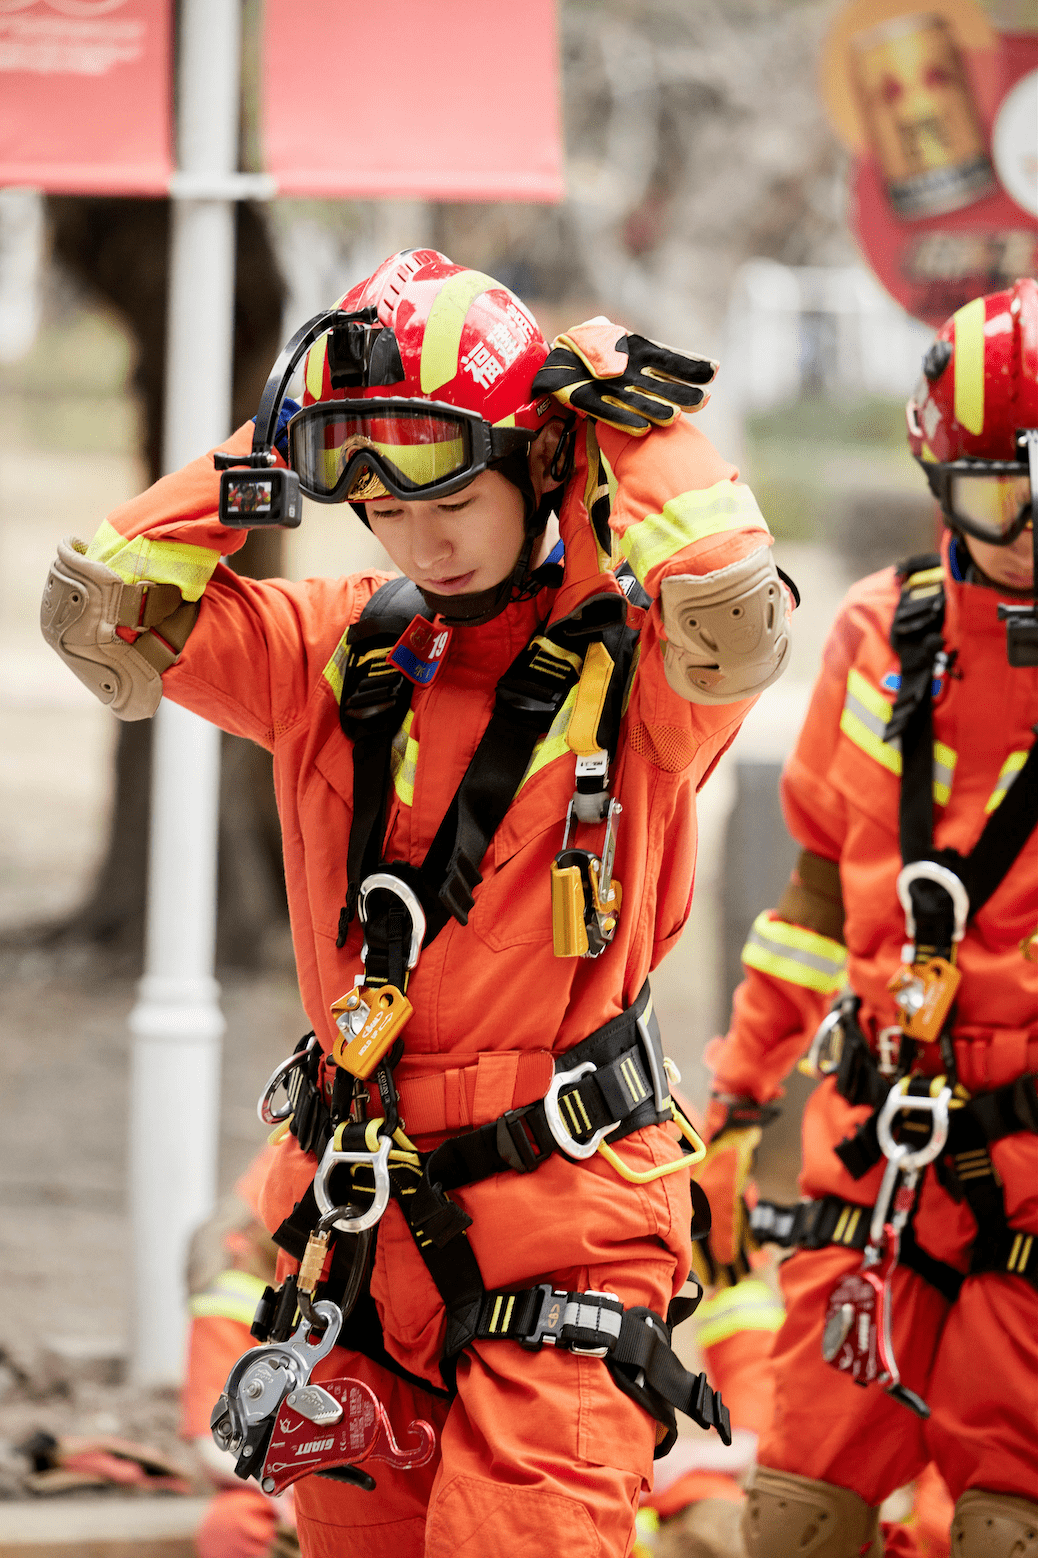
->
xmin=821 ymin=0 xmax=1037 ymax=324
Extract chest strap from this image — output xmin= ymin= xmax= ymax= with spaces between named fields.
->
xmin=336 ymin=581 xmax=637 ymax=951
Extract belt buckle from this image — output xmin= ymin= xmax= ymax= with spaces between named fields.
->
xmin=543 ymin=1062 xmax=618 ymax=1160
xmin=565 ymin=1290 xmax=621 ymax=1357
xmin=495 ymin=1107 xmax=544 ymax=1174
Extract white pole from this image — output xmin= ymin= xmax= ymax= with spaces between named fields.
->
xmin=127 ymin=0 xmax=243 ymax=1385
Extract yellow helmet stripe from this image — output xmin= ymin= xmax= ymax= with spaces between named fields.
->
xmin=421 ymin=270 xmax=497 ymax=394
xmin=953 ymin=296 xmax=986 ymax=436
xmin=306 ymin=334 xmax=329 ymax=402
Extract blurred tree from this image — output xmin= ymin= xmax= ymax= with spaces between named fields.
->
xmin=39 ymin=196 xmax=288 ymax=969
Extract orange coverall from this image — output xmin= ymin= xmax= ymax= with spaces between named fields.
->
xmin=707 ymin=539 xmax=1038 ymax=1511
xmin=88 ymin=412 xmax=775 ymax=1556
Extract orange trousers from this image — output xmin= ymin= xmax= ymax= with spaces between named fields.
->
xmin=294 ymin=1260 xmax=675 ymax=1558
xmin=758 ymin=1247 xmax=1038 ymax=1507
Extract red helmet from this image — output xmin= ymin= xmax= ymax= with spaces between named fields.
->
xmin=301 ymin=248 xmax=553 ymax=429
xmin=907 ymin=278 xmax=1038 ymax=544
xmin=286 ymin=251 xmax=556 ymax=512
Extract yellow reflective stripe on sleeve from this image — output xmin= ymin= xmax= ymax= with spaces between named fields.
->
xmin=985 ymin=749 xmax=1029 ymax=814
xmin=840 ymin=670 xmax=957 ymax=801
xmin=741 ymin=910 xmax=847 ymax=994
xmin=87 ymin=519 xmax=220 ymax=602
xmin=694 ymin=1278 xmax=785 ymax=1349
xmin=620 ymin=480 xmax=769 ymax=586
xmin=322 ymin=629 xmax=351 ymax=702
xmin=390 ymin=710 xmax=418 ymax=807
xmin=905 ymin=566 xmax=944 ymax=591
xmin=420 ymin=270 xmax=497 ymax=393
xmin=519 ymin=685 xmax=577 ymax=791
xmin=953 ymin=296 xmax=986 ymax=436
xmin=189 ymin=1269 xmax=267 ymax=1325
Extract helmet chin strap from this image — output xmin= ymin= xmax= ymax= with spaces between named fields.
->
xmin=419 ymin=473 xmax=557 ymax=628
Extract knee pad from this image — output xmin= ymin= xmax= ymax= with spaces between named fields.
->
xmin=41 ymin=537 xmax=196 ymax=720
xmin=951 ymin=1488 xmax=1038 ymax=1557
xmin=742 ymin=1468 xmax=881 ymax=1558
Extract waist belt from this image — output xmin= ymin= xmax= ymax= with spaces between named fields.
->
xmin=750 ymin=1193 xmax=1038 ymax=1298
xmin=285 ymin=983 xmax=674 ymax=1182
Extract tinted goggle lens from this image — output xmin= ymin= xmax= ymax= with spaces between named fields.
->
xmin=948 ymin=472 xmax=1032 ymax=541
xmin=289 ymin=406 xmax=475 ymax=500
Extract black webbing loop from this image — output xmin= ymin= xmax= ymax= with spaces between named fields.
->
xmin=337 ymin=578 xmax=424 ymax=943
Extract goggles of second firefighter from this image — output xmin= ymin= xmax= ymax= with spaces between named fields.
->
xmin=920 ymin=458 xmax=1034 ymax=545
xmin=287 ymin=398 xmax=534 ymax=504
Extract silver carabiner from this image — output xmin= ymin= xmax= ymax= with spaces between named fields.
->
xmin=314 ymin=1132 xmax=392 ymax=1233
xmin=358 ymin=873 xmax=427 ymax=973
xmin=876 ymin=1083 xmax=952 ymax=1172
xmin=543 ymin=1062 xmax=619 ymax=1161
xmin=895 ymin=861 xmax=969 ymax=946
xmin=257 ymin=1034 xmax=319 ymax=1126
xmin=868 ymin=1083 xmax=952 ymax=1249
xmin=801 ymin=1008 xmax=845 ymax=1080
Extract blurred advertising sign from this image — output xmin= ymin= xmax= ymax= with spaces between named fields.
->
xmin=0 ymin=0 xmax=172 ymax=193
xmin=821 ymin=0 xmax=1037 ymax=326
xmin=262 ymin=0 xmax=564 ymax=202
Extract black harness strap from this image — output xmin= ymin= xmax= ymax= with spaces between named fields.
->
xmin=884 ymin=556 xmax=945 ymax=870
xmin=337 ymin=582 xmax=635 ymax=952
xmin=473 ymin=1284 xmax=730 ymax=1457
xmin=336 ymin=578 xmax=424 ymax=942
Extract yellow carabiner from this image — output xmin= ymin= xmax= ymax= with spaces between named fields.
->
xmin=595 ymin=1101 xmax=706 ymax=1184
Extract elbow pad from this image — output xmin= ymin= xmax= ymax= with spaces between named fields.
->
xmin=659 ymin=546 xmax=790 ymax=705
xmin=40 ymin=537 xmax=198 ymax=720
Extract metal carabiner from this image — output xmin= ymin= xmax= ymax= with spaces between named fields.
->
xmin=314 ymin=1122 xmax=392 ymax=1233
xmin=257 ymin=1034 xmax=319 ymax=1126
xmin=357 ymin=873 xmax=427 ymax=974
xmin=875 ymin=1081 xmax=952 ymax=1171
xmin=895 ymin=861 xmax=970 ymax=946
xmin=543 ymin=1061 xmax=619 ymax=1160
xmin=800 ymin=1008 xmax=845 ymax=1080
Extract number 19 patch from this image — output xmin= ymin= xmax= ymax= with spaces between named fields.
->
xmin=388 ymin=615 xmax=452 ymax=687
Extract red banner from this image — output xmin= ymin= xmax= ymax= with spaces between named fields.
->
xmin=0 ymin=0 xmax=172 ymax=194
xmin=262 ymin=0 xmax=564 ymax=202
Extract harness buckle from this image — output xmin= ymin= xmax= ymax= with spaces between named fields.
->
xmin=495 ymin=1107 xmax=547 ymax=1174
xmin=519 ymin=1285 xmax=569 ymax=1350
xmin=563 ymin=1290 xmax=623 ymax=1357
xmin=543 ymin=1061 xmax=619 ymax=1160
xmin=314 ymin=1124 xmax=392 ymax=1234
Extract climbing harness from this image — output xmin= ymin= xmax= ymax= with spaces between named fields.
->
xmin=216 ymin=566 xmax=731 ymax=1481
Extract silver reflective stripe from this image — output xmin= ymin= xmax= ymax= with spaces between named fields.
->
xmin=563 ymin=1300 xmax=622 ymax=1339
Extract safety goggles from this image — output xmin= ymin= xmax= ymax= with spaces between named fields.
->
xmin=920 ymin=459 xmax=1034 ymax=545
xmin=287 ymin=399 xmax=534 ymax=504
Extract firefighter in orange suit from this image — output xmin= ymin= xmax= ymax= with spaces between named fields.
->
xmin=699 ymin=280 xmax=1038 ymax=1558
xmin=42 ymin=251 xmax=795 ymax=1558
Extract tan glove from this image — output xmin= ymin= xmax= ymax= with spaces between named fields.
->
xmin=531 ymin=317 xmax=717 ymax=434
